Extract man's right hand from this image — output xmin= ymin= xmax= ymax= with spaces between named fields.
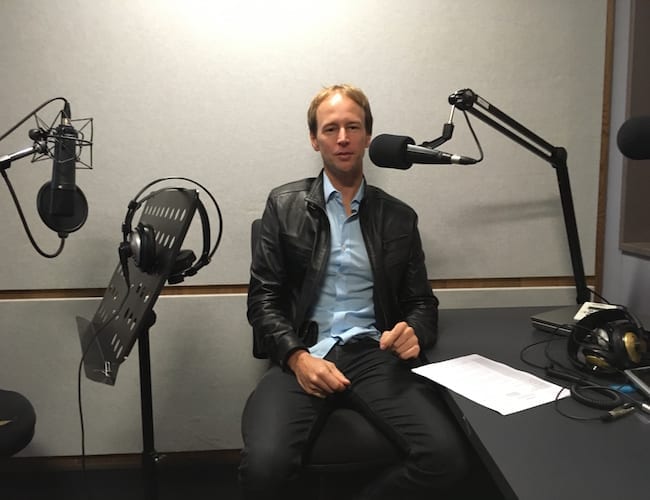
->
xmin=287 ymin=350 xmax=351 ymax=398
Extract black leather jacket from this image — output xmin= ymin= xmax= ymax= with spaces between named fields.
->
xmin=247 ymin=171 xmax=438 ymax=366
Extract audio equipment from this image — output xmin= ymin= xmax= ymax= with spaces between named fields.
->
xmin=617 ymin=115 xmax=650 ymax=160
xmin=1 ymin=98 xmax=93 ymax=248
xmin=118 ymin=177 xmax=222 ymax=286
xmin=36 ymin=102 xmax=89 ymax=236
xmin=567 ymin=308 xmax=648 ymax=374
xmin=369 ymin=133 xmax=478 ymax=169
xmin=568 ymin=383 xmax=625 ymax=411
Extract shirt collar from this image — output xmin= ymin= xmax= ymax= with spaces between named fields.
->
xmin=323 ymin=174 xmax=366 ymax=207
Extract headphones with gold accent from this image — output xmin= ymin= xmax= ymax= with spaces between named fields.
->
xmin=118 ymin=177 xmax=222 ymax=286
xmin=567 ymin=308 xmax=648 ymax=374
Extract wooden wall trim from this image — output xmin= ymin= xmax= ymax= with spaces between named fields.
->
xmin=595 ymin=0 xmax=616 ymax=295
xmin=0 ymin=275 xmax=595 ymax=300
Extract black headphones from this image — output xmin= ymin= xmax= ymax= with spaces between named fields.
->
xmin=118 ymin=177 xmax=222 ymax=285
xmin=567 ymin=308 xmax=648 ymax=374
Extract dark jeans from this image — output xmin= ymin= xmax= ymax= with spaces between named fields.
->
xmin=239 ymin=340 xmax=470 ymax=499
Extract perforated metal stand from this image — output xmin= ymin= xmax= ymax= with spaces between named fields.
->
xmin=77 ymin=188 xmax=201 ymax=500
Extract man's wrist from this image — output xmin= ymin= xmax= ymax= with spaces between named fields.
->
xmin=286 ymin=348 xmax=309 ymax=372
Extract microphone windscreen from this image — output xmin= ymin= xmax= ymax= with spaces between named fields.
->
xmin=617 ymin=116 xmax=650 ymax=160
xmin=369 ymin=134 xmax=415 ymax=169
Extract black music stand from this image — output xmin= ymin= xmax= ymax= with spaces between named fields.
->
xmin=76 ymin=187 xmax=201 ymax=500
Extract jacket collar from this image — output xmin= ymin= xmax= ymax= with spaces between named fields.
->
xmin=305 ymin=170 xmax=327 ymax=210
xmin=306 ymin=169 xmax=370 ymax=211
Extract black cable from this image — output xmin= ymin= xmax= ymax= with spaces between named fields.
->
xmin=76 ymin=290 xmax=130 ymax=500
xmin=587 ymin=288 xmax=610 ymax=304
xmin=543 ymin=334 xmax=577 ymax=375
xmin=552 ymin=386 xmax=601 ymax=422
xmin=0 ymin=168 xmax=65 ymax=258
xmin=77 ymin=345 xmax=92 ymax=500
xmin=520 ymin=338 xmax=558 ymax=370
xmin=520 ymin=330 xmax=631 ymax=421
xmin=519 ymin=323 xmax=570 ymax=372
xmin=569 ymin=383 xmax=624 ymax=410
xmin=0 ymin=97 xmax=68 ymax=143
xmin=463 ymin=110 xmax=484 ymax=162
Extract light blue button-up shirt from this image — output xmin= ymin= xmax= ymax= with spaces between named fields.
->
xmin=309 ymin=175 xmax=381 ymax=358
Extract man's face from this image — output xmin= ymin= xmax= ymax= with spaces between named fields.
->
xmin=310 ymin=93 xmax=371 ymax=182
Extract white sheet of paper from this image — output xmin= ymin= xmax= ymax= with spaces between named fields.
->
xmin=412 ymin=353 xmax=569 ymax=415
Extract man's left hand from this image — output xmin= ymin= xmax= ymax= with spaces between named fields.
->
xmin=379 ymin=321 xmax=421 ymax=360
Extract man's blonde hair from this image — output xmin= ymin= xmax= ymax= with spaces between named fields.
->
xmin=307 ymin=84 xmax=373 ymax=136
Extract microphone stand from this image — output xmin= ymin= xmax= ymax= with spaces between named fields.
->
xmin=449 ymin=89 xmax=591 ymax=305
xmin=0 ymin=141 xmax=47 ymax=170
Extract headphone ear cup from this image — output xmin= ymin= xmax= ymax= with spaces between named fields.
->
xmin=608 ymin=329 xmax=622 ymax=367
xmin=612 ymin=325 xmax=646 ymax=366
xmin=167 ymin=249 xmax=196 ymax=284
xmin=570 ymin=310 xmax=623 ymax=374
xmin=572 ymin=308 xmax=647 ymax=371
xmin=582 ymin=349 xmax=612 ymax=371
xmin=130 ymin=223 xmax=156 ymax=273
xmin=624 ymin=330 xmax=647 ymax=364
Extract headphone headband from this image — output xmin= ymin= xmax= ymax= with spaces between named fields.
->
xmin=128 ymin=177 xmax=222 ymax=259
xmin=119 ymin=178 xmax=222 ymax=285
xmin=167 ymin=194 xmax=211 ymax=283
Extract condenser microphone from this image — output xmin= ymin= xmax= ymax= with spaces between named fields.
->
xmin=36 ymin=102 xmax=88 ymax=236
xmin=617 ymin=116 xmax=650 ymax=160
xmin=369 ymin=134 xmax=477 ymax=169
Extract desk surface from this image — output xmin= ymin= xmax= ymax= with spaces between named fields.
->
xmin=431 ymin=307 xmax=650 ymax=500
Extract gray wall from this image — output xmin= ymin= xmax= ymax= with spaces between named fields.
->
xmin=602 ymin=0 xmax=650 ymax=323
xmin=0 ymin=295 xmax=264 ymax=455
xmin=0 ymin=0 xmax=612 ymax=457
xmin=0 ymin=0 xmax=606 ymax=289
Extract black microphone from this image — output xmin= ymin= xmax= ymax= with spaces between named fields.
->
xmin=36 ymin=102 xmax=88 ymax=236
xmin=617 ymin=116 xmax=650 ymax=160
xmin=369 ymin=133 xmax=477 ymax=169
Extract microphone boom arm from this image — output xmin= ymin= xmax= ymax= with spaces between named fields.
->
xmin=449 ymin=88 xmax=590 ymax=304
xmin=0 ymin=141 xmax=47 ymax=170
xmin=420 ymin=107 xmax=456 ymax=149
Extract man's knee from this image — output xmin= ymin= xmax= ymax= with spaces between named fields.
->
xmin=239 ymin=444 xmax=297 ymax=496
xmin=411 ymin=434 xmax=471 ymax=487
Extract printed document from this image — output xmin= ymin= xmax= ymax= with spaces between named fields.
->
xmin=412 ymin=353 xmax=569 ymax=415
